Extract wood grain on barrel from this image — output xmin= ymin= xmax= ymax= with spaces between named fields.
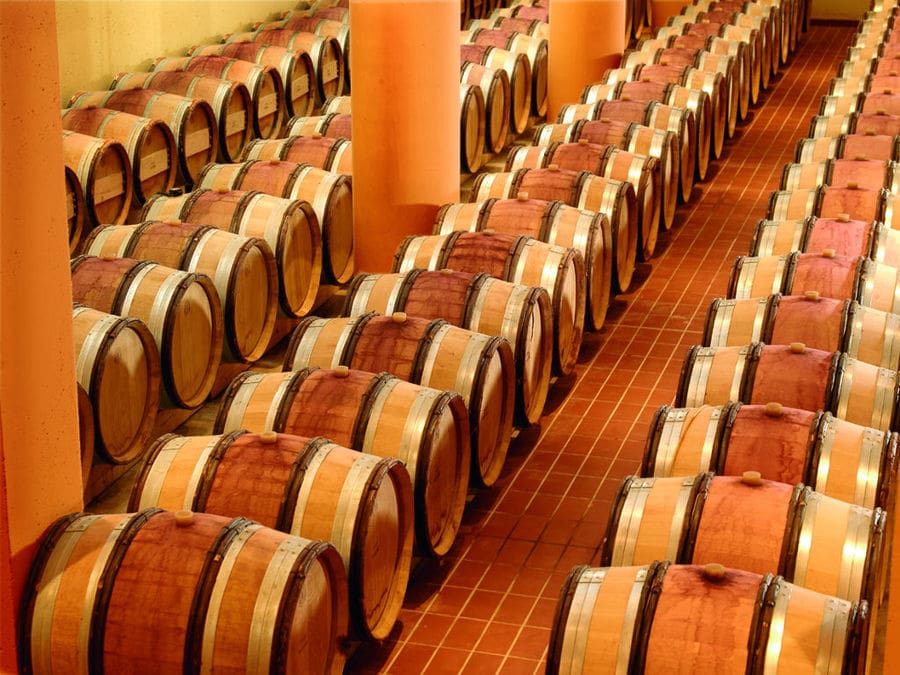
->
xmin=751 ymin=346 xmax=833 ymax=412
xmin=806 ymin=218 xmax=870 ymax=257
xmin=348 ymin=316 xmax=428 ymax=382
xmin=71 ymin=257 xmax=136 ymax=311
xmin=790 ymin=253 xmax=858 ymax=301
xmin=283 ymin=368 xmax=376 ymax=446
xmin=770 ymin=295 xmax=845 ymax=352
xmin=402 ymin=270 xmax=473 ymax=326
xmin=444 ymin=231 xmax=517 ymax=278
xmin=724 ymin=405 xmax=814 ymax=485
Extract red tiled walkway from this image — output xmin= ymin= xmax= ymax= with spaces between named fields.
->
xmin=348 ymin=21 xmax=858 ymax=674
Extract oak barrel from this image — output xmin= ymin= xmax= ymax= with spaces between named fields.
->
xmin=64 ymin=165 xmax=86 ymax=254
xmin=241 ymin=135 xmax=352 ymax=174
xmin=61 ymin=130 xmax=133 ymax=228
xmin=461 ymin=61 xmax=511 ymax=153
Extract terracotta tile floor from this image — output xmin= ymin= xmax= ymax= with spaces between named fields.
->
xmin=347 ymin=20 xmax=858 ymax=674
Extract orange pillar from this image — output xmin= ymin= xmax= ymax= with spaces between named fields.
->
xmin=650 ymin=0 xmax=690 ymax=29
xmin=0 ymin=2 xmax=84 ymax=669
xmin=350 ymin=0 xmax=460 ymax=273
xmin=547 ymin=0 xmax=627 ymax=122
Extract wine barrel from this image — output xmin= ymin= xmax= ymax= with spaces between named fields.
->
xmin=140 ymin=189 xmax=322 ymax=317
xmin=72 ymin=304 xmax=160 ymax=464
xmin=283 ymin=312 xmax=516 ymax=487
xmin=189 ymin=41 xmax=316 ymax=117
xmin=129 ymin=431 xmax=412 ymax=641
xmin=703 ymin=292 xmax=900 ymax=369
xmin=460 ymin=83 xmax=486 ymax=173
xmin=676 ymin=342 xmax=900 ymax=432
xmin=241 ymin=135 xmax=352 ymax=174
xmin=727 ymin=250 xmax=861 ymax=301
xmin=643 ymin=402 xmax=897 ymax=510
xmin=395 ymin=230 xmax=588 ymax=371
xmin=749 ymin=214 xmax=873 ymax=258
xmin=534 ymin=118 xmax=678 ymax=229
xmin=461 ymin=43 xmax=531 ymax=134
xmin=226 ymin=30 xmax=345 ymax=103
xmin=465 ymin=27 xmax=548 ymax=116
xmin=600 ymin=473 xmax=886 ymax=603
xmin=343 ymin=269 xmax=553 ymax=425
xmin=506 ymin=141 xmax=662 ymax=260
xmin=75 ymin=383 xmax=94 ymax=490
xmin=61 ymin=107 xmax=177 ymax=205
xmin=781 ymin=159 xmax=899 ymax=192
xmin=18 ymin=509 xmax=349 ymax=674
xmin=82 ymin=221 xmax=278 ymax=363
xmin=110 ymin=71 xmax=252 ymax=163
xmin=285 ymin=112 xmax=352 ymax=139
xmin=150 ymin=55 xmax=285 ymax=140
xmin=66 ymin=88 xmax=218 ymax=186
xmin=61 ymin=130 xmax=133 ymax=228
xmin=64 ymin=165 xmax=86 ymax=254
xmin=70 ymin=256 xmax=224 ymax=409
xmin=213 ymin=367 xmax=470 ymax=557
xmin=270 ymin=17 xmax=350 ymax=90
xmin=461 ymin=61 xmax=511 ymax=153
xmin=548 ymin=562 xmax=869 ymax=675
xmin=196 ymin=160 xmax=353 ymax=284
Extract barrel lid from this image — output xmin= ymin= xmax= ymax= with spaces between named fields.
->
xmin=741 ymin=470 xmax=763 ymax=486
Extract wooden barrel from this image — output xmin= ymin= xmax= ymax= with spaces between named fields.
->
xmin=70 ymin=256 xmax=224 ymax=409
xmin=601 ymin=473 xmax=886 ymax=603
xmin=110 ymin=71 xmax=252 ymax=163
xmin=797 ymin=133 xmax=900 ymax=163
xmin=548 ymin=562 xmax=869 ymax=675
xmin=319 ymin=96 xmax=351 ymax=115
xmin=676 ymin=342 xmax=900 ymax=432
xmin=75 ymin=382 xmax=94 ymax=490
xmin=471 ymin=166 xmax=638 ymax=293
xmin=241 ymin=135 xmax=352 ymax=174
xmin=643 ymin=402 xmax=897 ymax=510
xmin=285 ymin=112 xmax=352 ymax=139
xmin=66 ymin=88 xmax=218 ymax=187
xmin=283 ymin=312 xmax=516 ymax=487
xmin=61 ymin=130 xmax=133 ymax=228
xmin=64 ymin=165 xmax=86 ymax=254
xmin=466 ymin=27 xmax=548 ymax=116
xmin=268 ymin=18 xmax=350 ymax=89
xmin=129 ymin=431 xmax=412 ymax=641
xmin=227 ymin=30 xmax=345 ymax=103
xmin=749 ymin=215 xmax=874 ymax=258
xmin=506 ymin=141 xmax=662 ymax=260
xmin=460 ymin=83 xmax=486 ymax=173
xmin=18 ymin=509 xmax=349 ymax=674
xmin=189 ymin=41 xmax=316 ymax=118
xmin=727 ymin=250 xmax=866 ymax=301
xmin=704 ymin=292 xmax=900 ymax=370
xmin=151 ymin=55 xmax=285 ymax=140
xmin=781 ymin=159 xmax=899 ymax=192
xmin=196 ymin=160 xmax=353 ymax=284
xmin=461 ymin=61 xmax=510 ymax=153
xmin=213 ymin=367 xmax=470 ymax=557
xmin=461 ymin=43 xmax=531 ymax=134
xmin=344 ymin=269 xmax=553 ymax=425
xmin=82 ymin=221 xmax=278 ymax=363
xmin=61 ymin=107 xmax=177 ymax=205
xmin=140 ymin=189 xmax=322 ymax=317
xmin=396 ymin=229 xmax=588 ymax=371
xmin=71 ymin=304 xmax=160 ymax=464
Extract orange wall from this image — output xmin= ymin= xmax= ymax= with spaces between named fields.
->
xmin=1 ymin=1 xmax=84 ymax=670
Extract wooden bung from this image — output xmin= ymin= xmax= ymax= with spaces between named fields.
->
xmin=764 ymin=401 xmax=784 ymax=416
xmin=789 ymin=342 xmax=806 ymax=353
xmin=741 ymin=470 xmax=763 ymax=486
xmin=702 ymin=562 xmax=727 ymax=580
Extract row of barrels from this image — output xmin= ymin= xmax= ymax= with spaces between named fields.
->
xmin=544 ymin=1 xmax=897 ymax=673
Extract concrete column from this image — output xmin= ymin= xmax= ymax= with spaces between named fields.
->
xmin=0 ymin=2 xmax=84 ymax=669
xmin=547 ymin=0 xmax=627 ymax=122
xmin=350 ymin=0 xmax=461 ymax=273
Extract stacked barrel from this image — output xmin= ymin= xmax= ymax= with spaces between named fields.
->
xmin=548 ymin=6 xmax=896 ymax=673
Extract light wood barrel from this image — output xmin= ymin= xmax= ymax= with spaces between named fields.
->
xmin=151 ymin=55 xmax=285 ymax=140
xmin=395 ymin=229 xmax=588 ymax=371
xmin=189 ymin=41 xmax=316 ymax=117
xmin=18 ymin=509 xmax=349 ymax=674
xmin=70 ymin=256 xmax=223 ymax=408
xmin=283 ymin=313 xmax=516 ymax=488
xmin=548 ymin=562 xmax=869 ymax=675
xmin=461 ymin=61 xmax=510 ymax=153
xmin=196 ymin=160 xmax=353 ymax=284
xmin=676 ymin=342 xmax=900 ymax=431
xmin=601 ymin=473 xmax=886 ymax=602
xmin=64 ymin=165 xmax=86 ymax=253
xmin=66 ymin=88 xmax=218 ymax=186
xmin=82 ymin=221 xmax=278 ymax=362
xmin=241 ymin=135 xmax=352 ymax=174
xmin=285 ymin=112 xmax=352 ymax=139
xmin=460 ymin=83 xmax=486 ymax=173
xmin=110 ymin=71 xmax=252 ymax=163
xmin=61 ymin=130 xmax=133 ymax=228
xmin=227 ymin=30 xmax=345 ymax=103
xmin=61 ymin=107 xmax=176 ymax=206
xmin=213 ymin=367 xmax=470 ymax=557
xmin=273 ymin=17 xmax=350 ymax=90
xmin=461 ymin=43 xmax=531 ymax=134
xmin=749 ymin=215 xmax=873 ymax=258
xmin=466 ymin=27 xmax=548 ymax=116
xmin=75 ymin=383 xmax=94 ymax=490
xmin=643 ymin=402 xmax=897 ymax=510
xmin=343 ymin=269 xmax=553 ymax=425
xmin=141 ymin=189 xmax=322 ymax=317
xmin=71 ymin=304 xmax=160 ymax=464
xmin=129 ymin=431 xmax=413 ymax=641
